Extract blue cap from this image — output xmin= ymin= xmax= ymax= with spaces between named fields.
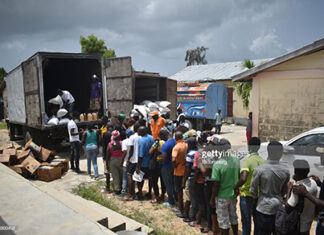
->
xmin=126 ymin=129 xmax=134 ymax=136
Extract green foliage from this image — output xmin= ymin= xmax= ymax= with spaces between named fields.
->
xmin=80 ymin=34 xmax=116 ymax=59
xmin=0 ymin=67 xmax=7 ymax=84
xmin=185 ymin=46 xmax=208 ymax=66
xmin=234 ymin=59 xmax=255 ymax=108
xmin=242 ymin=58 xmax=255 ymax=69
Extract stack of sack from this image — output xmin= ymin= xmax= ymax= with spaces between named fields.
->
xmin=130 ymin=100 xmax=171 ymax=120
xmin=0 ymin=140 xmax=69 ymax=182
xmin=47 ymin=94 xmax=69 ymax=125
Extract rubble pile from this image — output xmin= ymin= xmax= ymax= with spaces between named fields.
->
xmin=0 ymin=140 xmax=69 ymax=182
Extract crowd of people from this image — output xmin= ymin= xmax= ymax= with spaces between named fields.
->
xmin=66 ymin=110 xmax=324 ymax=235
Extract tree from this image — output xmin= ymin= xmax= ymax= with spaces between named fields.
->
xmin=234 ymin=59 xmax=255 ymax=108
xmin=80 ymin=34 xmax=116 ymax=59
xmin=185 ymin=46 xmax=208 ymax=66
xmin=0 ymin=67 xmax=7 ymax=84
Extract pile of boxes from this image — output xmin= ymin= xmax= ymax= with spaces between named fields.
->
xmin=0 ymin=139 xmax=69 ymax=182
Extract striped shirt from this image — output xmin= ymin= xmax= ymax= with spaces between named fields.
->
xmin=186 ymin=149 xmax=198 ymax=179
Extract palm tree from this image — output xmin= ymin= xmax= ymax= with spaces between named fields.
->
xmin=185 ymin=46 xmax=208 ymax=66
xmin=235 ymin=59 xmax=254 ymax=108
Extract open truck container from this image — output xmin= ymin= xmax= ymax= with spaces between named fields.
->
xmin=5 ymin=53 xmax=176 ymax=148
xmin=177 ymin=82 xmax=228 ymax=130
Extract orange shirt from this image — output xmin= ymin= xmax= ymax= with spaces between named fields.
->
xmin=150 ymin=117 xmax=165 ymax=140
xmin=172 ymin=140 xmax=188 ymax=176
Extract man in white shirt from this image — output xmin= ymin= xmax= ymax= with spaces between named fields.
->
xmin=67 ymin=113 xmax=82 ymax=173
xmin=286 ymin=160 xmax=318 ymax=234
xmin=121 ymin=129 xmax=134 ymax=196
xmin=123 ymin=126 xmax=142 ymax=201
xmin=58 ymin=89 xmax=75 ymax=114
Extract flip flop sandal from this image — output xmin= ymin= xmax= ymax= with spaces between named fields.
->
xmin=123 ymin=196 xmax=133 ymax=201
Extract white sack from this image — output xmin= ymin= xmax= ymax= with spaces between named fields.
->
xmin=48 ymin=95 xmax=63 ymax=108
xmin=48 ymin=117 xmax=59 ymax=125
xmin=57 ymin=108 xmax=68 ymax=118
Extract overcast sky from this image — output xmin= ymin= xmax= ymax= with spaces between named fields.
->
xmin=1 ymin=0 xmax=323 ymax=76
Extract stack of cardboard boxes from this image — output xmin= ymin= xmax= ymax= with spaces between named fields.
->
xmin=0 ymin=140 xmax=69 ymax=182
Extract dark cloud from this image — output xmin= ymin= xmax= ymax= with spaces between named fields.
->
xmin=1 ymin=0 xmax=324 ymax=76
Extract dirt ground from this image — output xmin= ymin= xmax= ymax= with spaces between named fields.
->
xmin=0 ymin=125 xmax=317 ymax=234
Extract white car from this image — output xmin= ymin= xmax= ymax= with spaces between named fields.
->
xmin=238 ymin=127 xmax=324 ymax=179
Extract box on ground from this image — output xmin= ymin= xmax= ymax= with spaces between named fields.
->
xmin=21 ymin=156 xmax=41 ymax=174
xmin=9 ymin=164 xmax=30 ymax=178
xmin=36 ymin=166 xmax=62 ymax=182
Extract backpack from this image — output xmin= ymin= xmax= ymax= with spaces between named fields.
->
xmin=275 ymin=197 xmax=304 ymax=235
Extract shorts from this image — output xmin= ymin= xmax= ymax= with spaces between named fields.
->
xmin=127 ymin=163 xmax=137 ymax=175
xmin=216 ymin=198 xmax=238 ymax=230
xmin=174 ymin=175 xmax=183 ymax=193
xmin=141 ymin=167 xmax=151 ymax=179
xmin=90 ymin=98 xmax=100 ymax=110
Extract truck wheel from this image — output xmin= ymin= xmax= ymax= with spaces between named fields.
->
xmin=24 ymin=130 xmax=32 ymax=145
xmin=9 ymin=124 xmax=16 ymax=141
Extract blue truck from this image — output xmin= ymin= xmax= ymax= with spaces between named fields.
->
xmin=177 ymin=82 xmax=228 ymax=130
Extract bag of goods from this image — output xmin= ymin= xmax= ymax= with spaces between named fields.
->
xmin=155 ymin=101 xmax=171 ymax=108
xmin=147 ymin=102 xmax=159 ymax=110
xmin=59 ymin=118 xmax=69 ymax=124
xmin=57 ymin=108 xmax=68 ymax=118
xmin=140 ymin=100 xmax=152 ymax=106
xmin=48 ymin=95 xmax=63 ymax=108
xmin=48 ymin=117 xmax=59 ymax=125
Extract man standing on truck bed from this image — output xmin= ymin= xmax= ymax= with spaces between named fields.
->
xmin=58 ymin=89 xmax=75 ymax=114
xmin=90 ymin=74 xmax=102 ymax=112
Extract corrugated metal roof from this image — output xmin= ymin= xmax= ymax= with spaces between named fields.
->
xmin=170 ymin=59 xmax=272 ymax=82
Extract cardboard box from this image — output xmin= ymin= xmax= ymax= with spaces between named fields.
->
xmin=3 ymin=148 xmax=17 ymax=156
xmin=24 ymin=139 xmax=41 ymax=155
xmin=36 ymin=166 xmax=61 ymax=182
xmin=50 ymin=158 xmax=69 ymax=175
xmin=14 ymin=145 xmax=23 ymax=151
xmin=4 ymin=143 xmax=14 ymax=149
xmin=17 ymin=150 xmax=31 ymax=163
xmin=39 ymin=147 xmax=54 ymax=162
xmin=9 ymin=164 xmax=30 ymax=178
xmin=0 ymin=154 xmax=11 ymax=165
xmin=21 ymin=156 xmax=41 ymax=174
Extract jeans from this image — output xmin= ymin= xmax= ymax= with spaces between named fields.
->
xmin=67 ymin=102 xmax=74 ymax=114
xmin=317 ymin=221 xmax=324 ymax=235
xmin=109 ymin=158 xmax=123 ymax=191
xmin=121 ymin=166 xmax=128 ymax=194
xmin=70 ymin=141 xmax=80 ymax=170
xmin=254 ymin=211 xmax=276 ymax=235
xmin=240 ymin=196 xmax=256 ymax=235
xmin=216 ymin=124 xmax=222 ymax=134
xmin=188 ymin=178 xmax=198 ymax=220
xmin=161 ymin=167 xmax=175 ymax=206
xmin=204 ymin=181 xmax=216 ymax=228
xmin=85 ymin=145 xmax=98 ymax=177
xmin=152 ymin=164 xmax=166 ymax=197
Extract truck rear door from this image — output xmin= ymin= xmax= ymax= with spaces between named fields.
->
xmin=105 ymin=57 xmax=134 ymax=117
xmin=166 ymin=78 xmax=177 ymax=120
xmin=22 ymin=56 xmax=42 ymax=127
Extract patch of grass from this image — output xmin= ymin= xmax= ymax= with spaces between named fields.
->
xmin=0 ymin=122 xmax=7 ymax=130
xmin=73 ymin=182 xmax=178 ymax=235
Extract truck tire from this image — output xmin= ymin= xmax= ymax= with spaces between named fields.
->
xmin=9 ymin=123 xmax=16 ymax=141
xmin=24 ymin=130 xmax=32 ymax=144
